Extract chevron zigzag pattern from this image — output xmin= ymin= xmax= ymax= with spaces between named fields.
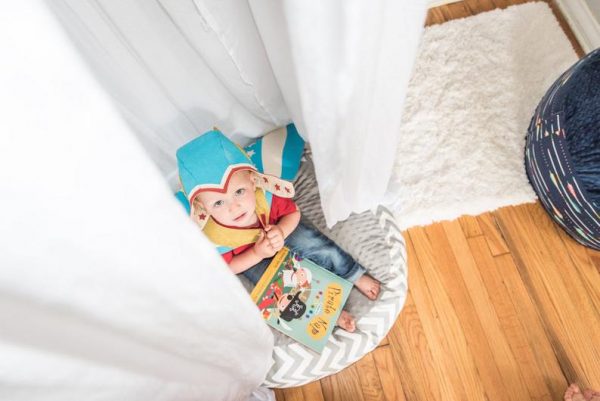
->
xmin=263 ymin=159 xmax=407 ymax=387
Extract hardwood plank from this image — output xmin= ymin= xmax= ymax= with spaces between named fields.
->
xmin=321 ymin=364 xmax=366 ymax=401
xmin=408 ymin=227 xmax=486 ymax=401
xmin=386 ymin=291 xmax=442 ymax=401
xmin=477 ymin=212 xmax=510 ymax=256
xmin=467 ymin=234 xmax=554 ymax=401
xmin=495 ymin=205 xmax=600 ymax=387
xmin=445 ymin=1 xmax=474 ymax=19
xmin=527 ymin=203 xmax=600 ymax=323
xmin=355 ymin=353 xmax=386 ymax=401
xmin=438 ymin=5 xmax=455 ymax=22
xmin=458 ymin=215 xmax=483 ymax=238
xmin=464 ymin=0 xmax=497 ymax=14
xmin=586 ymin=248 xmax=600 ymax=273
xmin=320 ymin=374 xmax=338 ymax=401
xmin=493 ymin=252 xmax=568 ymax=400
xmin=301 ymin=381 xmax=325 ymax=401
xmin=377 ymin=336 xmax=389 ymax=347
xmin=274 ymin=389 xmax=286 ymax=401
xmin=280 ymin=387 xmax=304 ymax=401
xmin=523 ymin=204 xmax=600 ymax=376
xmin=555 ymin=225 xmax=600 ymax=315
xmin=425 ymin=7 xmax=448 ymax=26
xmin=372 ymin=346 xmax=408 ymax=401
xmin=491 ymin=0 xmax=512 ymax=8
xmin=431 ymin=221 xmax=529 ymax=401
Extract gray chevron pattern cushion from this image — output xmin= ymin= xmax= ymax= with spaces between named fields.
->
xmin=246 ymin=153 xmax=408 ymax=388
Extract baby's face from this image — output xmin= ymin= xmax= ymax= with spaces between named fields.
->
xmin=197 ymin=170 xmax=258 ymax=227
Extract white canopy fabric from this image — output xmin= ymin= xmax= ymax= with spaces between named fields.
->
xmin=249 ymin=1 xmax=428 ymax=225
xmin=0 ymin=3 xmax=272 ymax=400
xmin=49 ymin=0 xmax=427 ymax=227
xmin=1 ymin=0 xmax=426 ymax=400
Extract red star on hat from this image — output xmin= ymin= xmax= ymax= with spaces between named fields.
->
xmin=199 ymin=213 xmax=207 ymax=220
xmin=285 ymin=187 xmax=290 ymax=193
xmin=263 ymin=177 xmax=269 ymax=183
xmin=275 ymin=184 xmax=281 ymax=191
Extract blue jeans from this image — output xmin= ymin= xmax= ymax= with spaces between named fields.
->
xmin=242 ymin=220 xmax=366 ymax=285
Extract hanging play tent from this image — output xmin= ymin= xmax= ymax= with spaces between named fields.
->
xmin=1 ymin=0 xmax=427 ymax=399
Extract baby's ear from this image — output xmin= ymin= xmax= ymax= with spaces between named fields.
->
xmin=249 ymin=171 xmax=258 ymax=190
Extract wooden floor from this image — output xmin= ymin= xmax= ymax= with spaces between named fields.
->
xmin=275 ymin=2 xmax=598 ymax=401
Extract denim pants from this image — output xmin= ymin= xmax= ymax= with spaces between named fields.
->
xmin=242 ymin=220 xmax=366 ymax=285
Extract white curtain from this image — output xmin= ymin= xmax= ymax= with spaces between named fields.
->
xmin=49 ymin=0 xmax=427 ymax=227
xmin=1 ymin=0 xmax=426 ymax=399
xmin=249 ymin=0 xmax=428 ymax=225
xmin=0 ymin=3 xmax=272 ymax=400
xmin=47 ymin=0 xmax=291 ymax=189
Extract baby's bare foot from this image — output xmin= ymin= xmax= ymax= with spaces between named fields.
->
xmin=355 ymin=274 xmax=381 ymax=300
xmin=583 ymin=388 xmax=600 ymax=401
xmin=565 ymin=384 xmax=586 ymax=401
xmin=336 ymin=310 xmax=356 ymax=332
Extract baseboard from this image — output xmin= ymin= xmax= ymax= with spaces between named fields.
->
xmin=555 ymin=0 xmax=600 ymax=53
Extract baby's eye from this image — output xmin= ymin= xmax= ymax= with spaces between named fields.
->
xmin=213 ymin=200 xmax=224 ymax=208
xmin=235 ymin=188 xmax=246 ymax=196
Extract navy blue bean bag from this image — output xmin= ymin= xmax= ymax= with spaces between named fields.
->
xmin=525 ymin=48 xmax=600 ymax=250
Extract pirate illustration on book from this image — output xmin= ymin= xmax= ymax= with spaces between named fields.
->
xmin=258 ymin=285 xmax=308 ymax=325
xmin=285 ymin=254 xmax=313 ymax=289
xmin=257 ymin=258 xmax=312 ymax=325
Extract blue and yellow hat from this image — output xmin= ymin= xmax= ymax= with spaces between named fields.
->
xmin=176 ymin=129 xmax=295 ymax=229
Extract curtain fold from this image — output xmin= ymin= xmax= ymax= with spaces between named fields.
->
xmin=51 ymin=0 xmax=426 ymax=227
xmin=0 ymin=2 xmax=272 ymax=400
xmin=249 ymin=0 xmax=428 ymax=226
xmin=49 ymin=0 xmax=290 ymax=188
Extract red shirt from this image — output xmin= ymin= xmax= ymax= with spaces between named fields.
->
xmin=221 ymin=195 xmax=297 ymax=263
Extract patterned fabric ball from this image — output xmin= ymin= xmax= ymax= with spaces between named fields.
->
xmin=525 ymin=48 xmax=600 ymax=250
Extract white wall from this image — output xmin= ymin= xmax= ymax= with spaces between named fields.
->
xmin=586 ymin=0 xmax=600 ymax=22
xmin=556 ymin=0 xmax=600 ymax=53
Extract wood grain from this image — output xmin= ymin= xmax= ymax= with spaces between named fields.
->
xmin=372 ymin=346 xmax=407 ymax=401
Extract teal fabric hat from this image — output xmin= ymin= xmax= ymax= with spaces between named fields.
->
xmin=176 ymin=129 xmax=295 ymax=228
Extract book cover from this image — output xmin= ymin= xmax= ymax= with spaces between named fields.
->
xmin=250 ymin=247 xmax=352 ymax=353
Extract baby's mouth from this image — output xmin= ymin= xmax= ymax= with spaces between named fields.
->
xmin=234 ymin=212 xmax=247 ymax=222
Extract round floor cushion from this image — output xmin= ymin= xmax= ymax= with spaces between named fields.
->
xmin=525 ymin=48 xmax=600 ymax=250
xmin=250 ymin=154 xmax=408 ymax=388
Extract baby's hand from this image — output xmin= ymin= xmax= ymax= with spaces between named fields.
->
xmin=253 ymin=230 xmax=276 ymax=259
xmin=265 ymin=225 xmax=285 ymax=252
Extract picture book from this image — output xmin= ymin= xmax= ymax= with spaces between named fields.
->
xmin=250 ymin=247 xmax=352 ymax=353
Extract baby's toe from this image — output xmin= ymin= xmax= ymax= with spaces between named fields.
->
xmin=369 ymin=282 xmax=381 ymax=300
xmin=565 ymin=384 xmax=579 ymax=401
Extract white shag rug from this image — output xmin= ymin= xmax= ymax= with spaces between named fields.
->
xmin=389 ymin=2 xmax=578 ymax=229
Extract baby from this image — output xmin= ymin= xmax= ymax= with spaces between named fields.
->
xmin=176 ymin=130 xmax=380 ymax=332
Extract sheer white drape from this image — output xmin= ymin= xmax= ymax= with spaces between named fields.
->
xmin=0 ymin=3 xmax=272 ymax=400
xmin=1 ymin=0 xmax=426 ymax=399
xmin=50 ymin=0 xmax=427 ymax=227
xmin=249 ymin=0 xmax=428 ymax=225
xmin=48 ymin=0 xmax=290 ymax=189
